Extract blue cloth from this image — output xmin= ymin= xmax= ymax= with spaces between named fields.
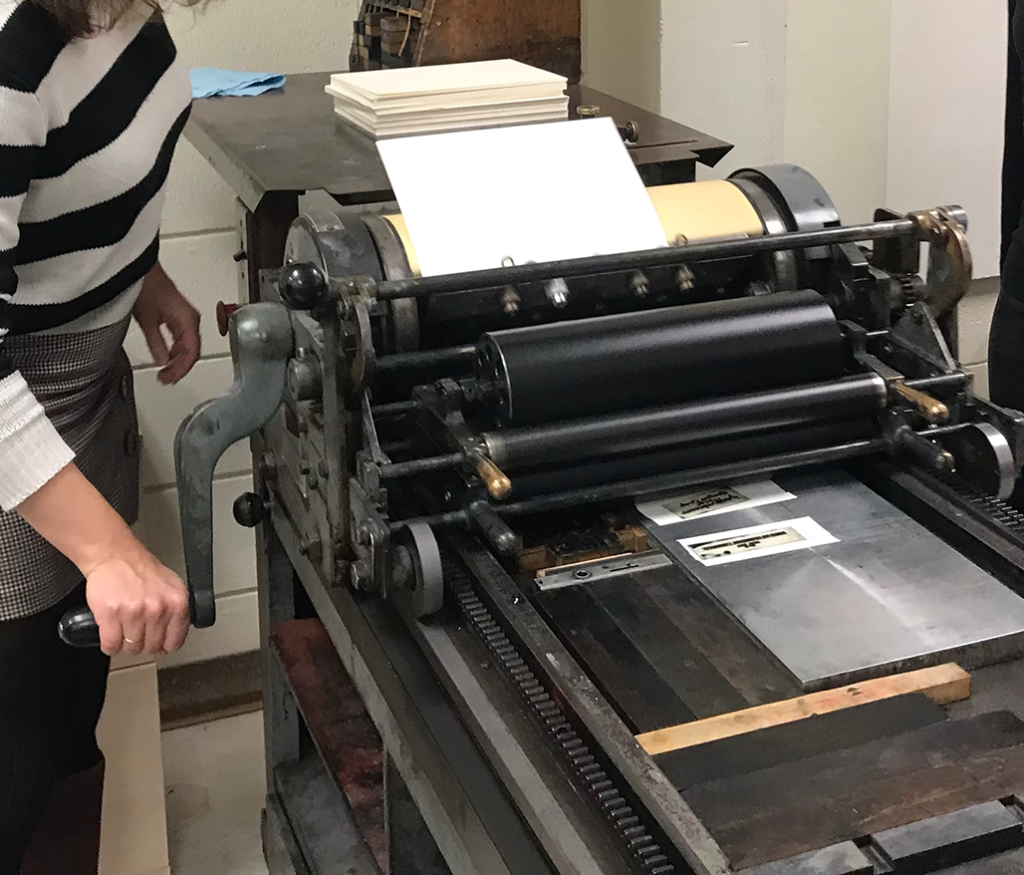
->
xmin=189 ymin=68 xmax=286 ymax=99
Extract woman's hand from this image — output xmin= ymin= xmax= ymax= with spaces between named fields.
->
xmin=83 ymin=543 xmax=190 ymax=657
xmin=133 ymin=263 xmax=201 ymax=385
xmin=17 ymin=465 xmax=191 ymax=657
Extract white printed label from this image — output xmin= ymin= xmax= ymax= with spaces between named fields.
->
xmin=678 ymin=517 xmax=838 ymax=567
xmin=637 ymin=481 xmax=795 ymax=527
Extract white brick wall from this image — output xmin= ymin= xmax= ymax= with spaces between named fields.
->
xmin=139 ymin=1 xmax=360 ymax=665
xmin=649 ymin=1 xmax=1004 ymax=396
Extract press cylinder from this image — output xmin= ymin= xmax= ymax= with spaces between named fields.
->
xmin=477 ymin=289 xmax=845 ymax=426
xmin=483 ymin=373 xmax=886 ymax=471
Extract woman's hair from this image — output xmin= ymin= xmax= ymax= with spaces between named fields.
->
xmin=31 ymin=0 xmax=203 ymax=38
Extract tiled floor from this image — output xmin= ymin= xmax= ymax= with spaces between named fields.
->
xmin=162 ymin=711 xmax=270 ymax=875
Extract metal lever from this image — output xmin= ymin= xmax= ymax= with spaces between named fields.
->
xmin=472 ymin=452 xmax=513 ymax=501
xmin=467 ymin=501 xmax=520 ymax=556
xmin=174 ymin=303 xmax=295 ymax=628
xmin=59 ymin=304 xmax=296 ymax=645
xmin=891 ymin=382 xmax=950 ymax=424
xmin=895 ymin=425 xmax=956 ymax=474
xmin=858 ymin=351 xmax=951 ymax=424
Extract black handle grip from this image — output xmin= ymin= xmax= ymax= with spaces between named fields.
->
xmin=59 ymin=607 xmax=101 ymax=648
xmin=279 ymin=262 xmax=330 ymax=311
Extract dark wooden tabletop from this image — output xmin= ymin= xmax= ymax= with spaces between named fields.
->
xmin=184 ymin=72 xmax=732 ymax=212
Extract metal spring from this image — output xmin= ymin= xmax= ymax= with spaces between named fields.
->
xmin=444 ymin=554 xmax=677 ymax=875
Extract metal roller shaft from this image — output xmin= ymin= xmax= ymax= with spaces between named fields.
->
xmin=374 ymin=218 xmax=918 ymax=300
xmin=396 ymin=434 xmax=888 ymax=532
xmin=483 ymin=373 xmax=888 ymax=471
xmin=479 ymin=289 xmax=845 ymax=426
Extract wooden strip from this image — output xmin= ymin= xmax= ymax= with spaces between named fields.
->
xmin=637 ymin=663 xmax=971 ymax=756
xmin=158 ymin=650 xmax=262 ymax=730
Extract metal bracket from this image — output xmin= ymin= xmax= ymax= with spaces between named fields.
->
xmin=910 ymin=208 xmax=973 ymax=317
xmin=346 ymin=295 xmax=378 ymax=398
xmin=535 ymin=551 xmax=673 ymax=592
xmin=890 ymin=302 xmax=958 ymax=374
xmin=349 ymin=476 xmax=390 ymax=596
xmin=174 ymin=303 xmax=296 ymax=627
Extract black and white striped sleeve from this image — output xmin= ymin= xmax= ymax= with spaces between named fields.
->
xmin=0 ymin=76 xmax=74 ymax=511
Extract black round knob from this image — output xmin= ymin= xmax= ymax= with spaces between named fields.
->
xmin=279 ymin=262 xmax=330 ymax=311
xmin=233 ymin=492 xmax=266 ymax=528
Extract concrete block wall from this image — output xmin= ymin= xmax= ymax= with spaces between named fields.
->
xmin=584 ymin=0 xmax=1005 ymax=402
xmin=580 ymin=0 xmax=662 ymax=113
xmin=961 ymin=278 xmax=1000 ymax=400
xmin=134 ymin=1 xmax=359 ymax=666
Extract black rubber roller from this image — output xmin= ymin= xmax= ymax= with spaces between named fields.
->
xmin=477 ymin=289 xmax=845 ymax=426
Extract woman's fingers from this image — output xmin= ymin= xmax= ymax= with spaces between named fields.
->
xmin=144 ymin=607 xmax=170 ymax=656
xmin=119 ymin=599 xmax=147 ymax=655
xmin=91 ymin=602 xmax=124 ymax=656
xmin=85 ymin=557 xmax=192 ymax=657
xmin=159 ymin=338 xmax=195 ymax=384
xmin=161 ymin=584 xmax=191 ymax=653
xmin=158 ymin=304 xmax=201 ymax=385
xmin=140 ymin=320 xmax=170 ymax=368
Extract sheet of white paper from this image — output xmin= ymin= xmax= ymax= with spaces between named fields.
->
xmin=678 ymin=517 xmax=839 ymax=568
xmin=637 ymin=480 xmax=796 ymax=527
xmin=376 ymin=117 xmax=668 ymax=277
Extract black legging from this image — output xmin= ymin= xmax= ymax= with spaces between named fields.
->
xmin=0 ymin=582 xmax=109 ymax=874
xmin=992 ymin=0 xmax=1024 ymax=508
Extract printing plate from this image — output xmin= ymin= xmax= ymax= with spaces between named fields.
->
xmin=644 ymin=468 xmax=1024 ymax=691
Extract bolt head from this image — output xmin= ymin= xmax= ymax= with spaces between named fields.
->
xmin=350 ymin=560 xmax=370 ymax=588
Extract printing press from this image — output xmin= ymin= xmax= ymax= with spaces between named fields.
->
xmin=174 ymin=163 xmax=1024 ymax=875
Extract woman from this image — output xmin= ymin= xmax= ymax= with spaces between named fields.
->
xmin=994 ymin=0 xmax=1024 ymax=511
xmin=0 ymin=0 xmax=202 ymax=871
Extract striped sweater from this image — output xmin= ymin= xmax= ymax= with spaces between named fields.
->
xmin=0 ymin=0 xmax=190 ymax=510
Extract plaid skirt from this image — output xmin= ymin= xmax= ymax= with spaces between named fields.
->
xmin=0 ymin=317 xmax=140 ymax=620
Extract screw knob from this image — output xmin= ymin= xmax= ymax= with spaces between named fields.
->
xmin=233 ymin=492 xmax=266 ymax=528
xmin=279 ymin=262 xmax=330 ymax=311
xmin=216 ymin=301 xmax=240 ymax=337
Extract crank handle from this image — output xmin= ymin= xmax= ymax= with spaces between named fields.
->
xmin=59 ymin=303 xmax=296 ymax=646
xmin=174 ymin=302 xmax=295 ymax=629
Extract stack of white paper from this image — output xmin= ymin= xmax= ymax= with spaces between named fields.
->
xmin=326 ymin=59 xmax=569 ymax=137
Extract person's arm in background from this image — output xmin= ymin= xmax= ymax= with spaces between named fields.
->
xmin=0 ymin=81 xmax=194 ymax=657
xmin=1004 ymin=0 xmax=1023 ymax=272
xmin=132 ymin=261 xmax=202 ymax=385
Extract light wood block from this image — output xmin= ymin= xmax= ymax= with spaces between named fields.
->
xmin=636 ymin=663 xmax=971 ymax=757
xmin=98 ymin=662 xmax=170 ymax=875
